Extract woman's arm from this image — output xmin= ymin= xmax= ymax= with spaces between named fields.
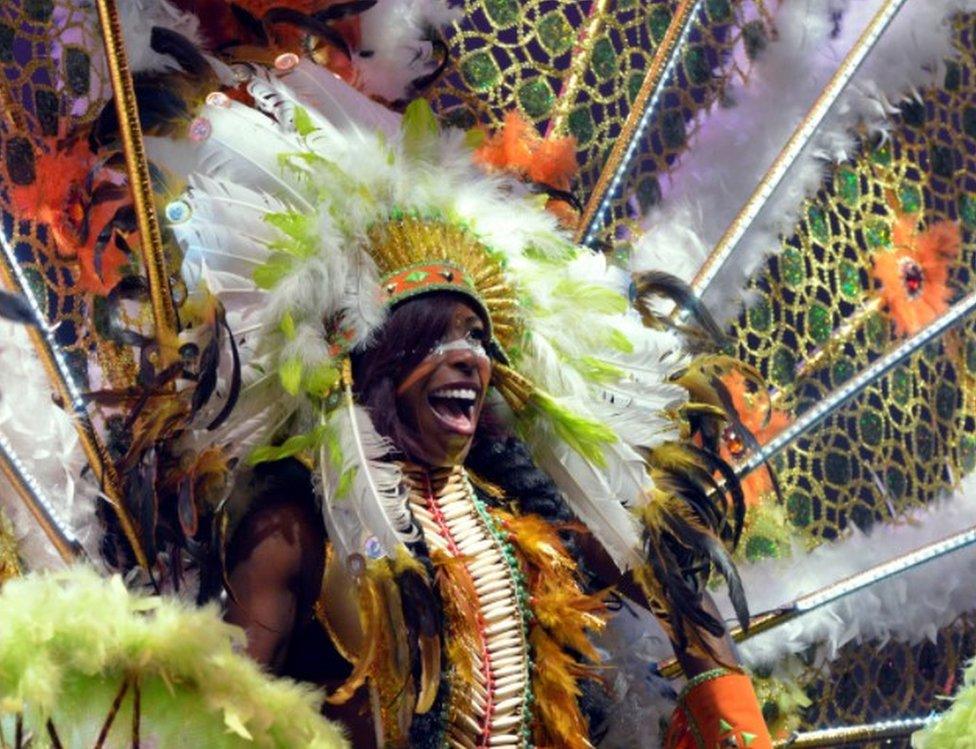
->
xmin=224 ymin=498 xmax=325 ymax=671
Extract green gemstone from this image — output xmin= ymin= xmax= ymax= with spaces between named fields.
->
xmin=964 ymin=107 xmax=976 ymax=139
xmin=21 ymin=268 xmax=48 ymax=319
xmin=683 ymin=45 xmax=710 ymax=85
xmin=591 ymin=37 xmax=617 ymax=80
xmin=808 ymin=304 xmax=831 ymax=344
xmin=839 ymin=261 xmax=860 ymax=300
xmin=866 ymin=312 xmax=887 ymax=347
xmin=460 ymin=51 xmax=500 ymax=91
xmin=787 ymin=491 xmax=811 ymax=528
xmin=706 ymin=0 xmax=732 ymax=21
xmin=770 ymin=346 xmax=796 ymax=386
xmin=780 ymin=247 xmax=805 ymax=286
xmin=967 ymin=340 xmax=976 ymax=373
xmin=916 ymin=425 xmax=934 ymax=461
xmin=930 ymin=145 xmax=954 ymax=178
xmin=0 ymin=24 xmax=12 ymax=63
xmin=824 ymin=452 xmax=850 ymax=485
xmin=636 ymin=176 xmax=661 ymax=211
xmin=517 ymin=78 xmax=554 ymax=118
xmin=945 ymin=60 xmax=962 ymax=91
xmin=485 ymin=0 xmax=519 ymax=26
xmin=886 ymin=467 xmax=905 ymax=499
xmin=745 ymin=535 xmax=778 ymax=561
xmin=866 ymin=219 xmax=891 ymax=247
xmin=627 ymin=72 xmax=643 ymax=104
xmin=960 ymin=435 xmax=976 ymax=472
xmin=742 ymin=20 xmax=767 ymax=60
xmin=836 ymin=168 xmax=859 ymax=206
xmin=832 ymin=359 xmax=854 ymax=386
xmin=936 ymin=383 xmax=958 ymax=421
xmin=25 ymin=0 xmax=53 ymax=21
xmin=959 ymin=194 xmax=976 ymax=229
xmin=872 ymin=143 xmax=892 ymax=165
xmin=859 ymin=411 xmax=883 ymax=445
xmin=537 ymin=11 xmax=573 ymax=55
xmin=404 ymin=270 xmax=428 ymax=283
xmin=661 ymin=109 xmax=685 ymax=149
xmin=647 ymin=5 xmax=672 ymax=44
xmin=808 ymin=206 xmax=829 ymax=242
xmin=896 ymin=189 xmax=923 ymax=220
xmin=567 ymin=107 xmax=595 ymax=145
xmin=891 ymin=368 xmax=911 ymax=404
xmin=748 ymin=299 xmax=771 ymax=332
xmin=618 ymin=0 xmax=636 ymax=8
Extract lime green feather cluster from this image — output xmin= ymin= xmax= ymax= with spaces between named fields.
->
xmin=912 ymin=657 xmax=976 ymax=747
xmin=0 ymin=567 xmax=348 ymax=748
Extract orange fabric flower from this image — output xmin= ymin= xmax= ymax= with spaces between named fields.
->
xmin=871 ymin=214 xmax=961 ymax=337
xmin=720 ymin=370 xmax=790 ymax=507
xmin=8 ymin=138 xmax=131 ymax=295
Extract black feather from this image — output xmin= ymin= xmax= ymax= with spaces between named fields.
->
xmin=312 ymin=0 xmax=376 ymax=22
xmin=90 ymin=83 xmax=188 ymax=150
xmin=229 ymin=3 xmax=268 ymax=44
xmin=177 ymin=477 xmax=199 ymax=538
xmin=263 ymin=8 xmax=352 ymax=57
xmin=192 ymin=330 xmax=220 ymax=415
xmin=0 ymin=290 xmax=38 ymax=326
xmin=397 ymin=567 xmax=439 ymax=639
xmin=677 ymin=443 xmax=747 ymax=547
xmin=125 ymin=448 xmax=159 ymax=561
xmin=206 ymin=309 xmax=242 ymax=430
xmin=632 ymin=270 xmax=728 ymax=346
xmin=150 ymin=27 xmax=211 ymax=77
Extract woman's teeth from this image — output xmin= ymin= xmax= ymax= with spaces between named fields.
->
xmin=432 ymin=388 xmax=477 ymax=401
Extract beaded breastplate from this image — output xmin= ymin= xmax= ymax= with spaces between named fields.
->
xmin=403 ymin=464 xmax=533 ymax=748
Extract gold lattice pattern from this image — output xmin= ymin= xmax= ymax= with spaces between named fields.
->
xmin=729 ymin=18 xmax=976 ymax=552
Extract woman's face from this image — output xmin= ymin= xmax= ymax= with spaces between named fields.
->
xmin=395 ymin=300 xmax=491 ymax=466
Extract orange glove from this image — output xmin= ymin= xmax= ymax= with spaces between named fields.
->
xmin=664 ymin=668 xmax=773 ymax=749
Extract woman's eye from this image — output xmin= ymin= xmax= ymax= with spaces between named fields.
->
xmin=467 ymin=328 xmax=486 ymax=342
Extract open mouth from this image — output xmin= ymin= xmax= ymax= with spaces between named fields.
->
xmin=427 ymin=385 xmax=479 ymax=435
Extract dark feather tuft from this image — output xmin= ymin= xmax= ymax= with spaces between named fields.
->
xmin=0 ymin=291 xmax=38 ymax=326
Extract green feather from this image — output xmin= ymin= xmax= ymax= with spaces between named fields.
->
xmin=530 ymin=391 xmax=617 ymax=466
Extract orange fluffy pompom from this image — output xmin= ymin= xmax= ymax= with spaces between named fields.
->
xmin=474 ymin=111 xmax=578 ymax=191
xmin=872 ymin=215 xmax=961 ymax=337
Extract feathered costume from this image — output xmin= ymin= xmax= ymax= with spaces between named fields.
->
xmin=134 ymin=39 xmax=769 ymax=744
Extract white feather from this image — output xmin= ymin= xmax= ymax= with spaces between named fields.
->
xmin=120 ymin=0 xmax=202 ymax=74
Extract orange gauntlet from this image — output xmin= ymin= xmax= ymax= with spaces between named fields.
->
xmin=664 ymin=668 xmax=773 ymax=749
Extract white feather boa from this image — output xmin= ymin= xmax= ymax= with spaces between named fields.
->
xmin=634 ymin=0 xmax=975 ymax=325
xmin=0 ymin=321 xmax=102 ymax=571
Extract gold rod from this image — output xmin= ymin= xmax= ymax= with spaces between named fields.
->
xmin=94 ymin=0 xmax=178 ymax=348
xmin=547 ymin=0 xmax=613 ymax=136
xmin=0 ymin=241 xmax=150 ymax=569
xmin=773 ymin=717 xmax=934 ymax=747
xmin=657 ymin=522 xmax=976 ymax=678
xmin=575 ymin=0 xmax=703 ymax=245
xmin=688 ymin=0 xmax=907 ymax=295
xmin=0 ymin=433 xmax=81 ymax=563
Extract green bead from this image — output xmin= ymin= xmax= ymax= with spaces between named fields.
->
xmin=485 ymin=0 xmax=519 ymax=27
xmin=859 ymin=411 xmax=883 ymax=445
xmin=936 ymin=383 xmax=958 ymax=421
xmin=808 ymin=205 xmax=829 ymax=242
xmin=780 ymin=247 xmax=805 ymax=286
xmin=836 ymin=167 xmax=859 ymax=206
xmin=787 ymin=491 xmax=811 ymax=528
xmin=683 ymin=45 xmax=710 ymax=85
xmin=832 ymin=359 xmax=854 ymax=386
xmin=567 ymin=108 xmax=595 ymax=145
xmin=899 ymin=184 xmax=922 ymax=214
xmin=916 ymin=425 xmax=934 ymax=461
xmin=769 ymin=346 xmax=796 ymax=386
xmin=646 ymin=5 xmax=672 ymax=44
xmin=866 ymin=219 xmax=891 ymax=247
xmin=959 ymin=194 xmax=976 ymax=229
xmin=591 ymin=37 xmax=618 ymax=80
xmin=886 ymin=467 xmax=905 ymax=499
xmin=824 ymin=452 xmax=850 ymax=485
xmin=808 ymin=303 xmax=831 ymax=344
xmin=839 ymin=261 xmax=860 ymax=300
xmin=866 ymin=312 xmax=887 ymax=346
xmin=891 ymin=368 xmax=911 ymax=404
xmin=661 ymin=109 xmax=685 ymax=149
xmin=537 ymin=11 xmax=573 ymax=55
xmin=745 ymin=535 xmax=777 ymax=561
xmin=517 ymin=79 xmax=555 ymax=118
xmin=706 ymin=0 xmax=732 ymax=21
xmin=748 ymin=299 xmax=771 ymax=332
xmin=627 ymin=72 xmax=643 ymax=104
xmin=872 ymin=143 xmax=892 ymax=165
xmin=461 ymin=51 xmax=500 ymax=91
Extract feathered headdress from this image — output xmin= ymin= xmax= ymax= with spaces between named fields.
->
xmin=157 ymin=60 xmax=748 ymax=649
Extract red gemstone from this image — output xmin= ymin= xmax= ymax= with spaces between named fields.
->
xmin=901 ymin=259 xmax=924 ymax=298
